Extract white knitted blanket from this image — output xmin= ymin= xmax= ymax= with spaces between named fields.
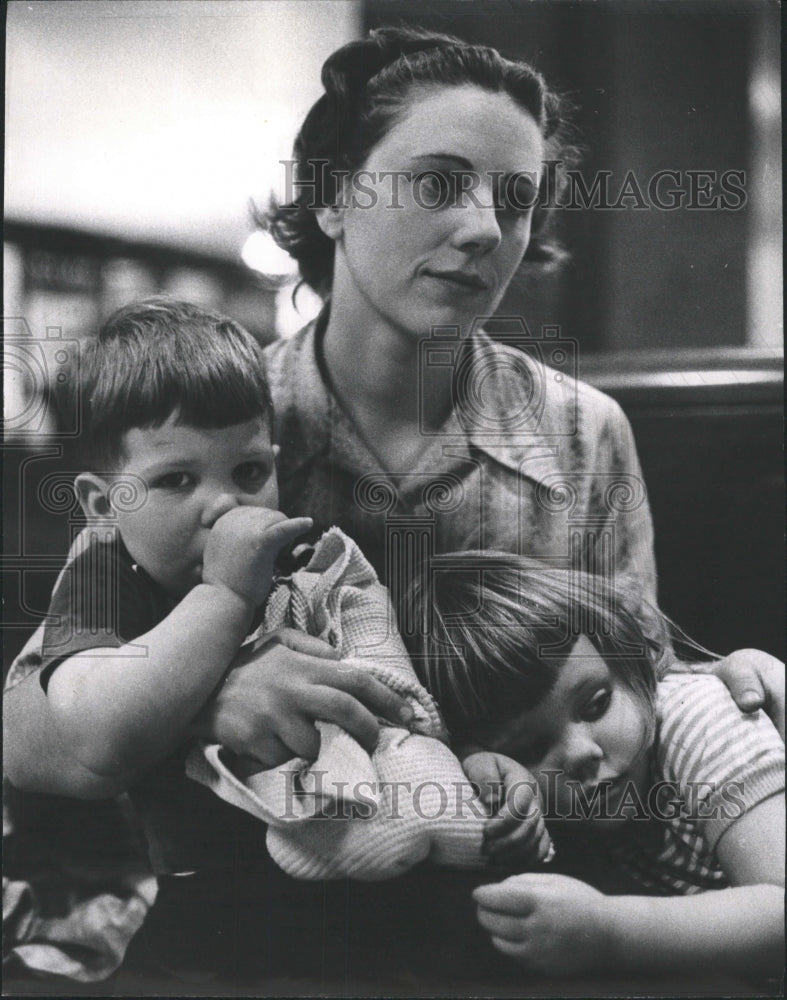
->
xmin=186 ymin=528 xmax=486 ymax=880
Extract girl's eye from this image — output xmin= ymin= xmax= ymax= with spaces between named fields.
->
xmin=234 ymin=462 xmax=269 ymax=490
xmin=582 ymin=688 xmax=612 ymax=723
xmin=152 ymin=471 xmax=192 ymax=490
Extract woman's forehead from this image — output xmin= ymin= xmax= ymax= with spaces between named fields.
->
xmin=365 ymin=84 xmax=545 ymax=176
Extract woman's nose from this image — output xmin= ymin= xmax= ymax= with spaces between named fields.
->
xmin=558 ymin=726 xmax=603 ymax=781
xmin=450 ymin=198 xmax=502 ymax=253
xmin=200 ymin=491 xmax=239 ymax=528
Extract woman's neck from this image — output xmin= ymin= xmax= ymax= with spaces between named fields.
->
xmin=322 ymin=281 xmax=453 ymax=434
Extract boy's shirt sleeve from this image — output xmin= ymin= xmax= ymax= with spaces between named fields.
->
xmin=39 ymin=530 xmax=172 ymax=691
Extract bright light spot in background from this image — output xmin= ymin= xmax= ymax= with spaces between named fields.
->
xmin=5 ymin=0 xmax=361 ymax=261
xmin=241 ymin=231 xmax=322 ymax=337
xmin=242 ymin=231 xmax=298 ymax=279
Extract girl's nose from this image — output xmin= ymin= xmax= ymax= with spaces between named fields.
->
xmin=559 ymin=726 xmax=604 ymax=782
xmin=451 ymin=198 xmax=502 ymax=254
xmin=200 ymin=491 xmax=239 ymax=528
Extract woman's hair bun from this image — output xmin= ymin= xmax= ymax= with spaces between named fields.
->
xmin=321 ymin=26 xmax=464 ymax=99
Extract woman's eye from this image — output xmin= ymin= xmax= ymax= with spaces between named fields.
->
xmin=583 ymin=688 xmax=612 ymax=722
xmin=494 ymin=175 xmax=537 ymax=217
xmin=414 ymin=170 xmax=455 ymax=206
xmin=234 ymin=462 xmax=269 ymax=489
xmin=152 ymin=471 xmax=191 ymax=490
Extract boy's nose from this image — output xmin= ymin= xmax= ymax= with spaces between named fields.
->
xmin=201 ymin=491 xmax=239 ymax=528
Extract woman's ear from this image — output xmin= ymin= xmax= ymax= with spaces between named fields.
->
xmin=75 ymin=473 xmax=113 ymax=520
xmin=315 ymin=204 xmax=345 ymax=241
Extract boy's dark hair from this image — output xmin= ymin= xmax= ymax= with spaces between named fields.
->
xmin=67 ymin=298 xmax=274 ymax=470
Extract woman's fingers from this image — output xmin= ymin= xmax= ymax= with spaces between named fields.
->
xmin=310 ymin=662 xmax=414 ymax=728
xmin=714 ymin=649 xmax=785 ymax=739
xmin=254 ymin=627 xmax=342 ymax=659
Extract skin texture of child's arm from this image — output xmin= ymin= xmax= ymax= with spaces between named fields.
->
xmin=42 ymin=509 xmax=312 ymax=784
xmin=462 ymin=751 xmax=553 ymax=865
xmin=473 ymin=793 xmax=785 ymax=978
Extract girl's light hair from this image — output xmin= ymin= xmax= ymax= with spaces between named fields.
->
xmin=401 ymin=552 xmax=712 ymax=745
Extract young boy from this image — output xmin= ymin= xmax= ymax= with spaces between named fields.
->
xmin=17 ymin=298 xmax=486 ymax=979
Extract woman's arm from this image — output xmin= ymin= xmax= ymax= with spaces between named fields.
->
xmin=474 ymin=794 xmax=784 ymax=979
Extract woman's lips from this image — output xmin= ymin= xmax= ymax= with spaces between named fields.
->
xmin=423 ymin=269 xmax=491 ymax=292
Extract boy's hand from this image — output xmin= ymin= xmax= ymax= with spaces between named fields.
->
xmin=473 ymin=873 xmax=610 ymax=975
xmin=462 ymin=751 xmax=554 ymax=866
xmin=202 ymin=508 xmax=313 ymax=607
xmin=191 ymin=628 xmax=414 ymax=769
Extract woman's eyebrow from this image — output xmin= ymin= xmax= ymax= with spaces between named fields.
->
xmin=409 ymin=153 xmax=474 ymax=169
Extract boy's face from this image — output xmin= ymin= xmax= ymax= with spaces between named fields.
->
xmin=104 ymin=414 xmax=279 ymax=597
xmin=487 ymin=636 xmax=650 ymax=828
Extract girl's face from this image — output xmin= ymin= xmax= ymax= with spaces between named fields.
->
xmin=328 ymin=84 xmax=545 ymax=338
xmin=488 ymin=635 xmax=651 ymax=830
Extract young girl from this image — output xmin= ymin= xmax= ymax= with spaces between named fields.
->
xmin=403 ymin=552 xmax=784 ymax=980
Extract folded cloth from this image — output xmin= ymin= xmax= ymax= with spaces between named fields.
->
xmin=187 ymin=528 xmax=486 ymax=879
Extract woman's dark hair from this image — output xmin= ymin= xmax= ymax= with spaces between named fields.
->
xmin=400 ymin=551 xmax=681 ymax=746
xmin=264 ymin=26 xmax=577 ymax=295
xmin=64 ymin=297 xmax=273 ymax=471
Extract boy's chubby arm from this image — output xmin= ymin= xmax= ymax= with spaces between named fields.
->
xmin=5 ymin=508 xmax=311 ymax=794
xmin=473 ymin=793 xmax=785 ymax=978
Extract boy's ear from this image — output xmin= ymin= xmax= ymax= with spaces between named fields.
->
xmin=75 ymin=473 xmax=113 ymax=520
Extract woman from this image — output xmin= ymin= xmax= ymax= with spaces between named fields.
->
xmin=4 ymin=25 xmax=783 ymax=989
xmin=201 ymin=23 xmax=782 ymax=784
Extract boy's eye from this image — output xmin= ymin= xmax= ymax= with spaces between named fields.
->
xmin=152 ymin=471 xmax=192 ymax=490
xmin=234 ymin=462 xmax=270 ymax=489
xmin=582 ymin=688 xmax=612 ymax=723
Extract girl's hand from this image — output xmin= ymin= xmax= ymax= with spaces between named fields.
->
xmin=473 ymin=873 xmax=611 ymax=975
xmin=710 ymin=649 xmax=785 ymax=740
xmin=190 ymin=628 xmax=413 ymax=769
xmin=462 ymin=752 xmax=554 ymax=866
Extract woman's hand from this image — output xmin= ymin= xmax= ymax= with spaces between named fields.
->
xmin=710 ymin=649 xmax=785 ymax=740
xmin=463 ymin=752 xmax=553 ymax=867
xmin=473 ymin=873 xmax=611 ymax=975
xmin=190 ymin=628 xmax=414 ymax=769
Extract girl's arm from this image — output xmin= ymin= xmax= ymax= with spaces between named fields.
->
xmin=474 ymin=793 xmax=784 ymax=979
xmin=604 ymin=794 xmax=784 ymax=975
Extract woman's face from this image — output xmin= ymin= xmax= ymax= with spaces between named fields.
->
xmin=328 ymin=84 xmax=545 ymax=338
